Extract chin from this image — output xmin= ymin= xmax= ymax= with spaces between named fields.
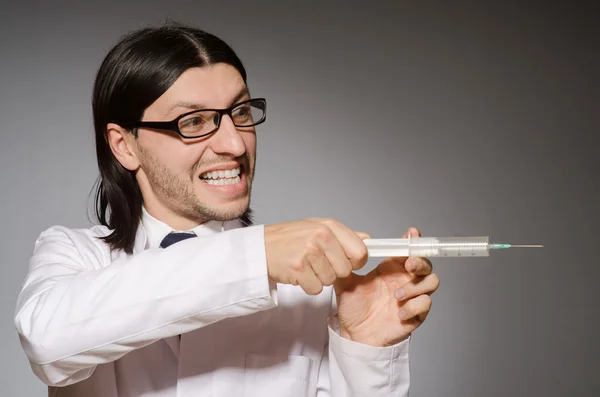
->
xmin=200 ymin=196 xmax=250 ymax=221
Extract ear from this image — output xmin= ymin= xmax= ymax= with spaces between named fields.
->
xmin=106 ymin=123 xmax=140 ymax=171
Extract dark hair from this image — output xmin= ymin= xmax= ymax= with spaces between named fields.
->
xmin=91 ymin=23 xmax=253 ymax=253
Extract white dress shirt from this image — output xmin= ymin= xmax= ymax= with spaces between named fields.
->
xmin=14 ymin=208 xmax=410 ymax=396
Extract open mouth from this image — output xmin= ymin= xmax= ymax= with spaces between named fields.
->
xmin=199 ymin=165 xmax=243 ymax=186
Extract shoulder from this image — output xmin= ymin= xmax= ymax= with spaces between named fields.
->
xmin=31 ymin=224 xmax=118 ymax=269
xmin=35 ymin=224 xmax=112 ymax=246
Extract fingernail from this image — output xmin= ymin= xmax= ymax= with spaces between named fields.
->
xmin=398 ymin=309 xmax=406 ymax=320
xmin=395 ymin=288 xmax=405 ymax=300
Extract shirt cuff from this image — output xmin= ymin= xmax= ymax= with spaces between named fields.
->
xmin=245 ymin=224 xmax=278 ymax=306
xmin=328 ymin=315 xmax=410 ymax=361
xmin=327 ymin=315 xmax=411 ymax=396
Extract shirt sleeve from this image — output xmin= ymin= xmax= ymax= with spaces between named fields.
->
xmin=316 ymin=295 xmax=411 ymax=396
xmin=326 ymin=316 xmax=410 ymax=396
xmin=14 ymin=224 xmax=277 ymax=387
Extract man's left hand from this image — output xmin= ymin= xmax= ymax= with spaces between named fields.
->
xmin=334 ymin=227 xmax=440 ymax=347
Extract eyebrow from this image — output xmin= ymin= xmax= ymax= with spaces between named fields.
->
xmin=167 ymin=87 xmax=250 ymax=115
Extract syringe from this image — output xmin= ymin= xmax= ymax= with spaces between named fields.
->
xmin=364 ymin=236 xmax=543 ymax=258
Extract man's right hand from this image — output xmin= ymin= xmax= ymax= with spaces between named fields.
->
xmin=264 ymin=218 xmax=370 ymax=295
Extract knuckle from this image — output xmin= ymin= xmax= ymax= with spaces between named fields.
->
xmin=322 ymin=218 xmax=337 ymax=227
xmin=304 ymin=240 xmax=321 ymax=258
xmin=290 ymin=258 xmax=307 ymax=273
xmin=313 ymin=225 xmax=333 ymax=242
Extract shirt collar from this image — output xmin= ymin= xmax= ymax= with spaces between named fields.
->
xmin=139 ymin=206 xmax=244 ymax=250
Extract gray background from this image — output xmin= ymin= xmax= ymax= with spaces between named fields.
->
xmin=1 ymin=1 xmax=598 ymax=396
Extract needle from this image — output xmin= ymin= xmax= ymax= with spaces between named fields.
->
xmin=489 ymin=244 xmax=544 ymax=249
xmin=509 ymin=245 xmax=544 ymax=248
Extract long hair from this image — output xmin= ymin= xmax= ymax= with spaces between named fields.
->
xmin=92 ymin=23 xmax=253 ymax=253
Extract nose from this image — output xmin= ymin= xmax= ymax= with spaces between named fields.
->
xmin=208 ymin=114 xmax=246 ymax=157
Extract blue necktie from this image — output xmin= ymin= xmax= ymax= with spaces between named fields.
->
xmin=160 ymin=232 xmax=197 ymax=248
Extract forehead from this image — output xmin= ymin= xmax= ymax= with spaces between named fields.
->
xmin=146 ymin=63 xmax=247 ymax=118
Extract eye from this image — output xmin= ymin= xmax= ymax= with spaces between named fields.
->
xmin=181 ymin=116 xmax=204 ymax=127
xmin=232 ymin=104 xmax=251 ymax=119
xmin=178 ymin=111 xmax=218 ymax=136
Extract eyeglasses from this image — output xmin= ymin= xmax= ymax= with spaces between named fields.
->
xmin=119 ymin=98 xmax=267 ymax=139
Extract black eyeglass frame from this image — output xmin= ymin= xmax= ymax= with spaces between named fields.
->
xmin=118 ymin=98 xmax=267 ymax=139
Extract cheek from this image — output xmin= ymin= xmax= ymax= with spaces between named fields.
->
xmin=242 ymin=133 xmax=257 ymax=156
xmin=145 ymin=136 xmax=204 ymax=173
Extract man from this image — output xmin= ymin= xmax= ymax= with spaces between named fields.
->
xmin=14 ymin=24 xmax=439 ymax=396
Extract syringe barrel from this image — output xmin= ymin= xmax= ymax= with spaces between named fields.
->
xmin=408 ymin=236 xmax=490 ymax=257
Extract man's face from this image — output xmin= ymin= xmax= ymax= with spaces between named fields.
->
xmin=132 ymin=64 xmax=257 ymax=226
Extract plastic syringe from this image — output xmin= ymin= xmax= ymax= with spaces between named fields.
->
xmin=364 ymin=236 xmax=543 ymax=258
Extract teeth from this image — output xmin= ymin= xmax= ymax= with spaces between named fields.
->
xmin=204 ymin=176 xmax=241 ymax=185
xmin=201 ymin=167 xmax=241 ymax=180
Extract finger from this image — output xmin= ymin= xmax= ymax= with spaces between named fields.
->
xmin=398 ymin=317 xmax=421 ymax=334
xmin=320 ymin=238 xmax=354 ymax=278
xmin=402 ymin=227 xmax=421 ymax=238
xmin=395 ymin=273 xmax=440 ymax=301
xmin=400 ymin=227 xmax=430 ymax=275
xmin=405 ymin=257 xmax=433 ymax=275
xmin=398 ymin=294 xmax=432 ymax=322
xmin=312 ymin=218 xmax=369 ymax=270
xmin=307 ymin=222 xmax=354 ymax=278
xmin=297 ymin=260 xmax=325 ymax=295
xmin=384 ymin=254 xmax=432 ymax=276
xmin=307 ymin=248 xmax=338 ymax=286
xmin=354 ymin=230 xmax=371 ymax=240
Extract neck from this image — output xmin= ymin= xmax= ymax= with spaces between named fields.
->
xmin=142 ymin=202 xmax=207 ymax=231
xmin=142 ymin=203 xmax=254 ymax=231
